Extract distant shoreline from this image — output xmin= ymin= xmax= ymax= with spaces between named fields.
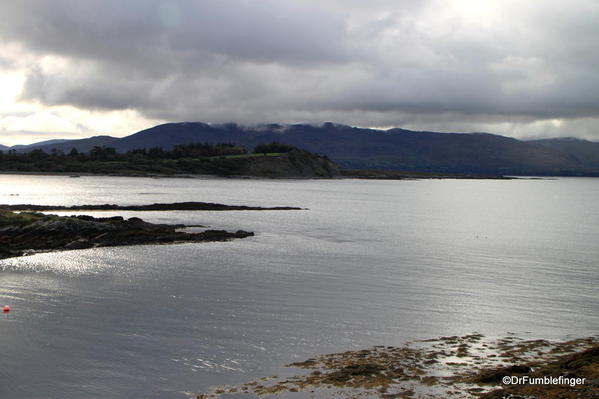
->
xmin=0 ymin=170 xmax=337 ymax=180
xmin=0 ymin=170 xmax=526 ymax=180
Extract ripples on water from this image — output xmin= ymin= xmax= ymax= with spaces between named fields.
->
xmin=0 ymin=175 xmax=598 ymax=398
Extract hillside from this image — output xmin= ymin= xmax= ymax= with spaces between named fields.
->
xmin=530 ymin=137 xmax=599 ymax=170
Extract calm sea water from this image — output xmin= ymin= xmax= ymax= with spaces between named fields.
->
xmin=0 ymin=175 xmax=598 ymax=398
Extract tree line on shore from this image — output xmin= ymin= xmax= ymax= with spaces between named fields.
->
xmin=0 ymin=142 xmax=310 ymax=175
xmin=0 ymin=141 xmax=302 ymax=175
xmin=0 ymin=142 xmax=297 ymax=162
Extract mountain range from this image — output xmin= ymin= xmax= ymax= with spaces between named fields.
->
xmin=2 ymin=122 xmax=598 ymax=176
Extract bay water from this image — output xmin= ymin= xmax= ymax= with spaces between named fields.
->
xmin=0 ymin=175 xmax=597 ymax=398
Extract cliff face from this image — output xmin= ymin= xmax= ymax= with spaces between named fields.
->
xmin=234 ymin=149 xmax=340 ymax=178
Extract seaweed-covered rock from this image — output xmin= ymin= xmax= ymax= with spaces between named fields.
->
xmin=0 ymin=211 xmax=253 ymax=260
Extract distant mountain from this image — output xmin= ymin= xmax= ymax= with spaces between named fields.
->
xmin=0 ymin=144 xmax=8 ymax=151
xmin=21 ymin=135 xmax=119 ymax=154
xmin=529 ymin=137 xmax=599 ymax=170
xmin=105 ymin=122 xmax=596 ymax=176
xmin=113 ymin=122 xmax=218 ymax=151
xmin=11 ymin=139 xmax=73 ymax=150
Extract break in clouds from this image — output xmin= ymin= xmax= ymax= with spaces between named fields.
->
xmin=1 ymin=0 xmax=599 ymax=143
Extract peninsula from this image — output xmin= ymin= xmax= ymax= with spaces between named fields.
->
xmin=0 ymin=142 xmax=340 ymax=178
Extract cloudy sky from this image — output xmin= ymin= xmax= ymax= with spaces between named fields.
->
xmin=1 ymin=0 xmax=598 ymax=145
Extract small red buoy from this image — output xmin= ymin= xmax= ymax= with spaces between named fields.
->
xmin=3 ymin=305 xmax=10 ymax=313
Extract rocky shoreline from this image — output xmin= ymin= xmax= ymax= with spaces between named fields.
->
xmin=0 ymin=210 xmax=254 ymax=260
xmin=197 ymin=334 xmax=598 ymax=399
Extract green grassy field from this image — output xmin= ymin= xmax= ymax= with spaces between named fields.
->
xmin=206 ymin=152 xmax=282 ymax=159
xmin=0 ymin=211 xmax=57 ymax=227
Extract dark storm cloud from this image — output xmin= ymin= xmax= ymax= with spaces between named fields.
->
xmin=1 ymin=0 xmax=349 ymax=67
xmin=2 ymin=0 xmax=599 ymax=138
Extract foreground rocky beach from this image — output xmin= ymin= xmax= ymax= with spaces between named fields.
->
xmin=197 ymin=334 xmax=598 ymax=399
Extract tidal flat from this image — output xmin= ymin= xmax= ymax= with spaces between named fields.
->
xmin=199 ymin=334 xmax=599 ymax=399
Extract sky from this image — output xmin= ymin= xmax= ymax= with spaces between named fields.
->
xmin=1 ymin=0 xmax=598 ymax=146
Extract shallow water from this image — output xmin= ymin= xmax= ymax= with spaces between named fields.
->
xmin=0 ymin=175 xmax=598 ymax=398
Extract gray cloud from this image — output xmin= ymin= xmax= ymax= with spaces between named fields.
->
xmin=1 ymin=0 xmax=599 ymax=139
xmin=1 ymin=0 xmax=349 ymax=68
